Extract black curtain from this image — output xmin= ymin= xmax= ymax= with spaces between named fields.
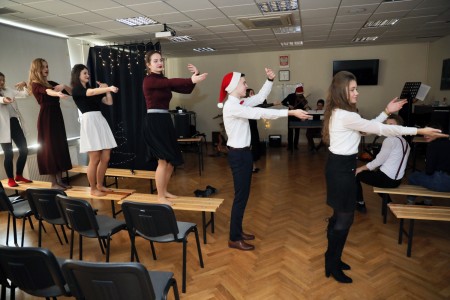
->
xmin=86 ymin=42 xmax=161 ymax=170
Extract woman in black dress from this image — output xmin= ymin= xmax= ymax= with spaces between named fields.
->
xmin=28 ymin=58 xmax=72 ymax=190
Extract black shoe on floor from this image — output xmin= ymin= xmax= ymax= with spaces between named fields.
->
xmin=356 ymin=202 xmax=367 ymax=213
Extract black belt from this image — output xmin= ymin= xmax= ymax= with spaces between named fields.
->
xmin=228 ymin=146 xmax=251 ymax=151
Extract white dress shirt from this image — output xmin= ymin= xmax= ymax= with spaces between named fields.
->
xmin=367 ymin=136 xmax=410 ymax=179
xmin=0 ymin=87 xmax=28 ymax=143
xmin=329 ymin=109 xmax=417 ymax=155
xmin=223 ymin=80 xmax=288 ymax=148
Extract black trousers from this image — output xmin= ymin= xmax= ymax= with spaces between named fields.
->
xmin=228 ymin=148 xmax=253 ymax=241
xmin=287 ymin=128 xmax=300 ymax=149
xmin=1 ymin=118 xmax=28 ymax=178
xmin=356 ymin=169 xmax=401 ymax=202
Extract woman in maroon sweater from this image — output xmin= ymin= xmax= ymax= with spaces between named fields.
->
xmin=143 ymin=51 xmax=207 ymax=204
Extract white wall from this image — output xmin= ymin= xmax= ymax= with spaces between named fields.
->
xmin=167 ymin=42 xmax=431 ymax=144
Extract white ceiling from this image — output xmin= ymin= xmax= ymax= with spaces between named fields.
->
xmin=1 ymin=0 xmax=449 ymax=57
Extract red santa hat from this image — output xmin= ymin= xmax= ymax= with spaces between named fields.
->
xmin=295 ymin=83 xmax=304 ymax=94
xmin=218 ymin=72 xmax=242 ymax=108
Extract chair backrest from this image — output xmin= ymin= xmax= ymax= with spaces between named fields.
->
xmin=62 ymin=260 xmax=156 ymax=300
xmin=121 ymin=201 xmax=179 ymax=239
xmin=0 ymin=181 xmax=14 ymax=213
xmin=26 ymin=188 xmax=67 ymax=222
xmin=56 ymin=194 xmax=99 ymax=236
xmin=0 ymin=245 xmax=69 ymax=298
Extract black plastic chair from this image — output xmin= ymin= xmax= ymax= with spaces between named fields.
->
xmin=62 ymin=260 xmax=179 ymax=300
xmin=56 ymin=194 xmax=127 ymax=262
xmin=121 ymin=201 xmax=204 ymax=293
xmin=0 ymin=245 xmax=70 ymax=299
xmin=0 ymin=182 xmax=34 ymax=247
xmin=26 ymin=188 xmax=68 ymax=247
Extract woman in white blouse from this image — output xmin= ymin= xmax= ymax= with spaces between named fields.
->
xmin=321 ymin=71 xmax=447 ymax=284
xmin=0 ymin=72 xmax=33 ymax=187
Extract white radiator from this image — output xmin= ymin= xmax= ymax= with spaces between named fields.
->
xmin=22 ymin=145 xmax=79 ymax=181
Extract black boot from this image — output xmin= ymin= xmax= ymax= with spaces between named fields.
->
xmin=327 ymin=217 xmax=351 ymax=270
xmin=325 ymin=229 xmax=353 ymax=283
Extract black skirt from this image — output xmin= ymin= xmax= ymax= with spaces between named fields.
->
xmin=325 ymin=152 xmax=358 ymax=212
xmin=143 ymin=113 xmax=183 ymax=166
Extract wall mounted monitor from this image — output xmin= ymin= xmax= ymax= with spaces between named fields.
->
xmin=333 ymin=59 xmax=380 ymax=85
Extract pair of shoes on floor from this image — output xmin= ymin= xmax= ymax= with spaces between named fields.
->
xmin=252 ymin=168 xmax=260 ymax=173
xmin=194 ymin=185 xmax=218 ymax=197
xmin=356 ymin=201 xmax=367 ymax=213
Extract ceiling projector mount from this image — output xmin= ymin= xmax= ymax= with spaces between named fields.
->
xmin=155 ymin=23 xmax=176 ymax=38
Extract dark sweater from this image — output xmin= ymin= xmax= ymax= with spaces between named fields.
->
xmin=142 ymin=72 xmax=195 ymax=109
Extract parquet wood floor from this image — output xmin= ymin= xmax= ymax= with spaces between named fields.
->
xmin=1 ymin=145 xmax=449 ymax=299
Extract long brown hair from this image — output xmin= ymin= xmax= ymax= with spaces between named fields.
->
xmin=28 ymin=58 xmax=51 ymax=93
xmin=322 ymin=71 xmax=357 ymax=144
xmin=70 ymin=64 xmax=88 ymax=88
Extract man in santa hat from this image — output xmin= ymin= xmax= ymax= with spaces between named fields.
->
xmin=219 ymin=68 xmax=310 ymax=251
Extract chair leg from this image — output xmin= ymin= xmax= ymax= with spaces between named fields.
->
xmin=11 ymin=215 xmax=19 ymax=247
xmin=52 ymin=224 xmax=63 ymax=245
xmin=171 ymin=278 xmax=180 ymax=300
xmin=21 ymin=218 xmax=27 ymax=247
xmin=6 ymin=214 xmax=11 ymax=245
xmin=60 ymin=225 xmax=69 ymax=243
xmin=27 ymin=216 xmax=34 ymax=230
xmin=38 ymin=220 xmax=43 ymax=247
xmin=182 ymin=239 xmax=187 ymax=293
xmin=150 ymin=241 xmax=157 ymax=260
xmin=130 ymin=237 xmax=137 ymax=262
xmin=194 ymin=227 xmax=204 ymax=268
xmin=105 ymin=236 xmax=111 ymax=262
xmin=79 ymin=235 xmax=83 ymax=260
xmin=97 ymin=238 xmax=105 ymax=255
xmin=69 ymin=229 xmax=74 ymax=259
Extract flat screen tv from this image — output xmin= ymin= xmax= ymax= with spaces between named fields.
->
xmin=333 ymin=59 xmax=379 ymax=85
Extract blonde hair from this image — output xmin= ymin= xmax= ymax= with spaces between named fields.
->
xmin=322 ymin=71 xmax=357 ymax=144
xmin=28 ymin=58 xmax=51 ymax=93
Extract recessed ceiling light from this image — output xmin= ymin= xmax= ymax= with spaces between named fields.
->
xmin=193 ymin=47 xmax=216 ymax=52
xmin=169 ymin=36 xmax=194 ymax=43
xmin=347 ymin=8 xmax=366 ymax=14
xmin=352 ymin=36 xmax=378 ymax=42
xmin=273 ymin=26 xmax=301 ymax=34
xmin=280 ymin=41 xmax=303 ymax=47
xmin=258 ymin=0 xmax=298 ymax=13
xmin=364 ymin=19 xmax=399 ymax=28
xmin=116 ymin=16 xmax=158 ymax=27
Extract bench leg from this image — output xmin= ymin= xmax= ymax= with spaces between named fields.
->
xmin=407 ymin=219 xmax=415 ymax=257
xmin=201 ymin=212 xmax=216 ymax=244
xmin=381 ymin=194 xmax=389 ymax=224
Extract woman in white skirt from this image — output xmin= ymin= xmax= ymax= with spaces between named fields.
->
xmin=71 ymin=64 xmax=118 ymax=196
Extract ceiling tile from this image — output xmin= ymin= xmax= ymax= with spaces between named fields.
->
xmin=24 ymin=0 xmax=85 ymax=14
xmin=164 ymin=0 xmax=215 ymax=11
xmin=127 ymin=2 xmax=178 ymax=16
xmin=61 ymin=11 xmax=110 ymax=23
xmin=218 ymin=4 xmax=261 ymax=17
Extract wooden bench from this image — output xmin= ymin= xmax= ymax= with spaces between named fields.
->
xmin=373 ymin=185 xmax=450 ymax=224
xmin=69 ymin=165 xmax=156 ymax=193
xmin=1 ymin=179 xmax=134 ymax=218
xmin=388 ymin=203 xmax=450 ymax=257
xmin=119 ymin=193 xmax=224 ymax=244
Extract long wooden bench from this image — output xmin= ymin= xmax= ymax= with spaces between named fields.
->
xmin=69 ymin=165 xmax=156 ymax=193
xmin=119 ymin=193 xmax=224 ymax=244
xmin=388 ymin=203 xmax=450 ymax=257
xmin=373 ymin=185 xmax=450 ymax=223
xmin=1 ymin=179 xmax=134 ymax=218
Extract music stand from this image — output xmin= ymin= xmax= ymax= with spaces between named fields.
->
xmin=399 ymin=82 xmax=421 ymax=127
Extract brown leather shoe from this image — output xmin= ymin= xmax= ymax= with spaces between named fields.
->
xmin=228 ymin=240 xmax=255 ymax=251
xmin=241 ymin=232 xmax=255 ymax=240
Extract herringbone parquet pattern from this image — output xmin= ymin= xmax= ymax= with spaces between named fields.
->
xmin=1 ymin=145 xmax=449 ymax=299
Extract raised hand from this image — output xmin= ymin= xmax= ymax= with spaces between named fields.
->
xmin=109 ymin=85 xmax=119 ymax=93
xmin=14 ymin=81 xmax=27 ymax=90
xmin=191 ymin=72 xmax=208 ymax=84
xmin=187 ymin=64 xmax=199 ymax=74
xmin=3 ymin=97 xmax=13 ymax=104
xmin=57 ymin=91 xmax=68 ymax=99
xmin=265 ymin=68 xmax=276 ymax=80
xmin=386 ymin=97 xmax=407 ymax=114
xmin=96 ymin=81 xmax=108 ymax=88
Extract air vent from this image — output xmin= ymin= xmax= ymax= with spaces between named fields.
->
xmin=239 ymin=13 xmax=293 ymax=29
xmin=0 ymin=8 xmax=19 ymax=15
xmin=67 ymin=32 xmax=96 ymax=38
